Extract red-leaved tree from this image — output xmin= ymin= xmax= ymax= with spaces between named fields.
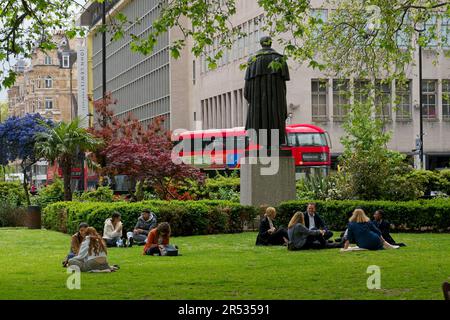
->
xmin=90 ymin=94 xmax=204 ymax=200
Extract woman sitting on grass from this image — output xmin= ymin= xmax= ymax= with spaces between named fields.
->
xmin=287 ymin=212 xmax=341 ymax=250
xmin=143 ymin=222 xmax=171 ymax=256
xmin=62 ymin=222 xmax=88 ymax=267
xmin=68 ymin=227 xmax=119 ymax=272
xmin=343 ymin=209 xmax=399 ymax=251
xmin=256 ymin=207 xmax=288 ymax=246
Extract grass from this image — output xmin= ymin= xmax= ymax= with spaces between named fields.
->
xmin=0 ymin=228 xmax=449 ymax=300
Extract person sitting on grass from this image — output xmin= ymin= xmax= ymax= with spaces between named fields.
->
xmin=287 ymin=212 xmax=341 ymax=250
xmin=256 ymin=207 xmax=289 ymax=246
xmin=62 ymin=222 xmax=89 ymax=267
xmin=372 ymin=209 xmax=406 ymax=247
xmin=68 ymin=227 xmax=119 ymax=272
xmin=103 ymin=212 xmax=129 ymax=247
xmin=143 ymin=222 xmax=172 ymax=256
xmin=303 ymin=203 xmax=334 ymax=243
xmin=343 ymin=209 xmax=400 ymax=251
xmin=132 ymin=209 xmax=157 ymax=246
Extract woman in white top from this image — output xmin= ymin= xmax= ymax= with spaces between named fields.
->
xmin=68 ymin=227 xmax=118 ymax=272
xmin=102 ymin=212 xmax=124 ymax=247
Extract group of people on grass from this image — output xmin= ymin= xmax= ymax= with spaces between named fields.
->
xmin=62 ymin=203 xmax=405 ymax=272
xmin=256 ymin=203 xmax=406 ymax=251
xmin=62 ymin=209 xmax=173 ymax=272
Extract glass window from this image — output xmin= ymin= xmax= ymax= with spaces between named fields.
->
xmin=62 ymin=55 xmax=70 ymax=68
xmin=333 ymin=79 xmax=350 ymax=120
xmin=422 ymin=80 xmax=437 ymax=119
xmin=44 ymin=56 xmax=52 ymax=65
xmin=396 ymin=14 xmax=411 ymax=48
xmin=425 ymin=15 xmax=438 ymax=47
xmin=442 ymin=17 xmax=450 ymax=48
xmin=45 ymin=98 xmax=53 ymax=109
xmin=375 ymin=80 xmax=392 ymax=119
xmin=289 ymin=133 xmax=328 ymax=147
xmin=311 ymin=79 xmax=328 ymax=120
xmin=354 ymin=80 xmax=371 ymax=105
xmin=442 ymin=80 xmax=450 ymax=119
xmin=45 ymin=76 xmax=52 ymax=88
xmin=395 ymin=79 xmax=412 ymax=120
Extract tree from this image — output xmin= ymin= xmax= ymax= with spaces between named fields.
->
xmin=102 ymin=117 xmax=205 ymax=200
xmin=0 ymin=113 xmax=51 ymax=205
xmin=35 ymin=118 xmax=102 ymax=201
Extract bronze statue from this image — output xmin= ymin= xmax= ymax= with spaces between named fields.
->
xmin=244 ymin=36 xmax=290 ymax=148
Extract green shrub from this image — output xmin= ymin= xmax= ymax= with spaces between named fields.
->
xmin=43 ymin=200 xmax=257 ymax=236
xmin=0 ymin=182 xmax=26 ymax=206
xmin=79 ymin=186 xmax=114 ymax=202
xmin=31 ymin=178 xmax=64 ymax=209
xmin=276 ymin=199 xmax=450 ymax=232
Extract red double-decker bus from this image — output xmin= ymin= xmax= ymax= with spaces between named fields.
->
xmin=175 ymin=124 xmax=331 ymax=177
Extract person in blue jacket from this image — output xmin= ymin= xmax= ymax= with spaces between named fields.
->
xmin=343 ymin=209 xmax=399 ymax=251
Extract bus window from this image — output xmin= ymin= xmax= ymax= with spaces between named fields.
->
xmin=296 ymin=133 xmax=328 ymax=147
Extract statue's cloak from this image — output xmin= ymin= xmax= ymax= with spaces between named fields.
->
xmin=244 ymin=47 xmax=290 ymax=146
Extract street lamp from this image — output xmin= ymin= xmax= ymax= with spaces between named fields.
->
xmin=414 ymin=21 xmax=426 ymax=169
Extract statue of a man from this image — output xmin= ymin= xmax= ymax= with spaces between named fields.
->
xmin=244 ymin=36 xmax=290 ymax=148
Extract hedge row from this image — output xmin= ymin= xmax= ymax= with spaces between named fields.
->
xmin=43 ymin=200 xmax=258 ymax=236
xmin=276 ymin=199 xmax=450 ymax=232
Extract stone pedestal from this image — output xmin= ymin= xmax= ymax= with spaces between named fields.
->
xmin=240 ymin=155 xmax=296 ymax=207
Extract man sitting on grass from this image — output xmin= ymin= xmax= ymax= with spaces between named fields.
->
xmin=132 ymin=209 xmax=157 ymax=246
xmin=303 ymin=203 xmax=334 ymax=246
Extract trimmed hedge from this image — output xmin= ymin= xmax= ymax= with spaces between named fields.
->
xmin=276 ymin=200 xmax=450 ymax=232
xmin=43 ymin=200 xmax=257 ymax=236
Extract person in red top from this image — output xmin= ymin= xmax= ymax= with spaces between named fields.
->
xmin=143 ymin=222 xmax=171 ymax=256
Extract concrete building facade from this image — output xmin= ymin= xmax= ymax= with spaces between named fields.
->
xmin=191 ymin=0 xmax=450 ymax=170
xmin=79 ymin=0 xmax=193 ymax=130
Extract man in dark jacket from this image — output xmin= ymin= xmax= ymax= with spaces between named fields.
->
xmin=372 ymin=210 xmax=406 ymax=247
xmin=133 ymin=209 xmax=157 ymax=245
xmin=303 ymin=203 xmax=334 ymax=245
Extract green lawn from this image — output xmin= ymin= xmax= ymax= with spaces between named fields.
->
xmin=0 ymin=228 xmax=449 ymax=300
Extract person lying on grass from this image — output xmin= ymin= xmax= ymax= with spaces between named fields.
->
xmin=343 ymin=209 xmax=400 ymax=251
xmin=143 ymin=222 xmax=172 ymax=256
xmin=287 ymin=212 xmax=342 ymax=251
xmin=62 ymin=222 xmax=89 ymax=268
xmin=68 ymin=227 xmax=119 ymax=272
xmin=256 ymin=207 xmax=289 ymax=246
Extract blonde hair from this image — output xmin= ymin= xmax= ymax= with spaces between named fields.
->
xmin=349 ymin=209 xmax=370 ymax=223
xmin=288 ymin=211 xmax=305 ymax=229
xmin=265 ymin=207 xmax=276 ymax=219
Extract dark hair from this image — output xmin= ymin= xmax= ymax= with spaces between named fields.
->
xmin=142 ymin=209 xmax=151 ymax=214
xmin=111 ymin=212 xmax=121 ymax=219
xmin=308 ymin=203 xmax=316 ymax=207
xmin=375 ymin=209 xmax=384 ymax=217
xmin=78 ymin=222 xmax=89 ymax=229
xmin=157 ymin=222 xmax=171 ymax=237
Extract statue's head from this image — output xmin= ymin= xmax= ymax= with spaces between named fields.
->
xmin=260 ymin=36 xmax=272 ymax=48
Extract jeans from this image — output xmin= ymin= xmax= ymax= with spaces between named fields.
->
xmin=104 ymin=237 xmax=121 ymax=247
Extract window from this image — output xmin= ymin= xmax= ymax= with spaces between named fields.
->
xmin=424 ymin=15 xmax=438 ymax=47
xmin=45 ymin=98 xmax=53 ymax=109
xmin=422 ymin=80 xmax=437 ymax=119
xmin=62 ymin=55 xmax=70 ymax=68
xmin=354 ymin=80 xmax=371 ymax=105
xmin=44 ymin=56 xmax=52 ymax=65
xmin=375 ymin=80 xmax=392 ymax=119
xmin=396 ymin=14 xmax=411 ymax=48
xmin=395 ymin=80 xmax=412 ymax=120
xmin=333 ymin=79 xmax=350 ymax=120
xmin=442 ymin=80 xmax=450 ymax=119
xmin=310 ymin=9 xmax=328 ymax=38
xmin=45 ymin=76 xmax=52 ymax=88
xmin=288 ymin=133 xmax=328 ymax=147
xmin=442 ymin=17 xmax=450 ymax=48
xmin=311 ymin=79 xmax=328 ymax=120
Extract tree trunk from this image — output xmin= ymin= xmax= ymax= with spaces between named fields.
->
xmin=22 ymin=168 xmax=31 ymax=206
xmin=62 ymin=161 xmax=73 ymax=201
